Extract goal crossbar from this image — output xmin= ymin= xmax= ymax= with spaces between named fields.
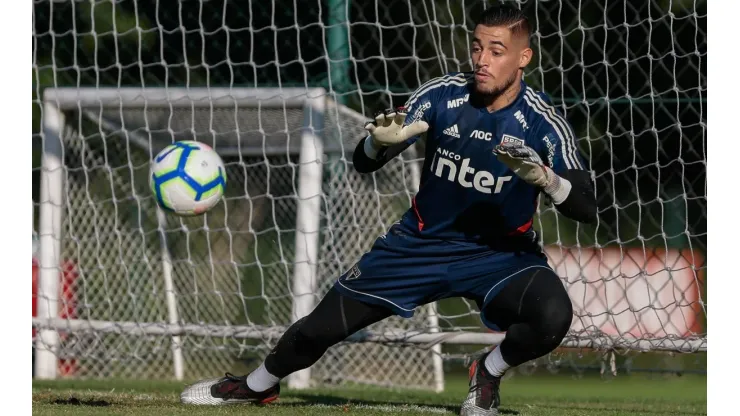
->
xmin=32 ymin=317 xmax=706 ymax=353
xmin=44 ymin=87 xmax=328 ymax=110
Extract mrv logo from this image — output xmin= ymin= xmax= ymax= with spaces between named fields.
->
xmin=514 ymin=110 xmax=530 ymax=131
xmin=447 ymin=94 xmax=469 ymax=109
xmin=432 ymin=147 xmax=512 ymax=194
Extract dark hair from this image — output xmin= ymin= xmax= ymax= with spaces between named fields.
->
xmin=474 ymin=3 xmax=531 ymax=42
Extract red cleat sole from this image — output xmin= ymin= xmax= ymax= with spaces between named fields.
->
xmin=259 ymin=395 xmax=279 ymax=405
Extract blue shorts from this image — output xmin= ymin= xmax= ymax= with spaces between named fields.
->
xmin=333 ymin=223 xmax=552 ymax=331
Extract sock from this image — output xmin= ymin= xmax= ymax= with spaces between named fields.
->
xmin=246 ymin=362 xmax=280 ymax=392
xmin=484 ymin=347 xmax=510 ymax=377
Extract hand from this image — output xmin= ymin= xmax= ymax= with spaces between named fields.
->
xmin=364 ymin=107 xmax=429 ymax=146
xmin=494 ymin=141 xmax=554 ymax=188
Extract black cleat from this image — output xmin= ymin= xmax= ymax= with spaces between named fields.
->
xmin=180 ymin=372 xmax=280 ymax=405
xmin=459 ymin=355 xmax=501 ymax=416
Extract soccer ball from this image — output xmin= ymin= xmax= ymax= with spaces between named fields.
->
xmin=149 ymin=141 xmax=227 ymax=216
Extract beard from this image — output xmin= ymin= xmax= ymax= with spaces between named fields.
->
xmin=474 ymin=71 xmax=520 ymax=99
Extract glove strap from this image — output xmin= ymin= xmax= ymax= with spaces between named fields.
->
xmin=363 ymin=136 xmax=380 ymax=160
xmin=543 ymin=168 xmax=572 ymax=205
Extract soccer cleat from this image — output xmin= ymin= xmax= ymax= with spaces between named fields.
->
xmin=459 ymin=355 xmax=501 ymax=416
xmin=180 ymin=373 xmax=280 ymax=405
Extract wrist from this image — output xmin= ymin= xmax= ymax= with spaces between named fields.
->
xmin=542 ymin=168 xmax=572 ymax=204
xmin=363 ymin=136 xmax=382 ymax=159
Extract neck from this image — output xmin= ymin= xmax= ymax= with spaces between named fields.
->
xmin=484 ymin=78 xmax=522 ymax=113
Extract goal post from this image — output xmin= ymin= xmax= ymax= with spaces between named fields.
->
xmin=35 ymin=99 xmax=64 ymax=380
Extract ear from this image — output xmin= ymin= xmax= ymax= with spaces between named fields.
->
xmin=519 ymin=47 xmax=533 ymax=69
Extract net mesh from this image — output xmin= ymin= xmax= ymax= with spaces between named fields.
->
xmin=45 ymin=103 xmax=441 ymax=386
xmin=33 ymin=0 xmax=706 ymax=384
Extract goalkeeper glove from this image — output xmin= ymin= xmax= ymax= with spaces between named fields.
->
xmin=363 ymin=107 xmax=429 ymax=153
xmin=494 ymin=141 xmax=571 ymax=204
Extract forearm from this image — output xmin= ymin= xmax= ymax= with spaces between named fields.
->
xmin=543 ymin=169 xmax=597 ymax=224
xmin=353 ymin=136 xmax=412 ymax=174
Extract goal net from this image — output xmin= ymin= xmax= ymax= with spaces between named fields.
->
xmin=33 ymin=0 xmax=706 ymax=386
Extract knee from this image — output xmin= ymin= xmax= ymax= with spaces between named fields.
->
xmin=536 ymin=285 xmax=573 ymax=347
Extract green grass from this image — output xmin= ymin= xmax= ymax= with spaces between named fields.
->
xmin=33 ymin=371 xmax=706 ymax=416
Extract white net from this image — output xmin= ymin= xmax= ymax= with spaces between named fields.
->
xmin=35 ymin=94 xmax=445 ymax=386
xmin=33 ymin=0 xmax=706 ymax=384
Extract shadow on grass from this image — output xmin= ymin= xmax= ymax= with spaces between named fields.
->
xmin=51 ymin=397 xmax=111 ymax=407
xmin=286 ymin=392 xmax=520 ymax=415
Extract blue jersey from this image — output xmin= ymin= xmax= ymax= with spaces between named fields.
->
xmin=395 ymin=72 xmax=587 ymax=247
xmin=335 ymin=72 xmax=592 ymax=322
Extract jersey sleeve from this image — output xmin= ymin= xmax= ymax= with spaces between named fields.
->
xmin=400 ymin=76 xmax=441 ymax=145
xmin=534 ymin=110 xmax=588 ymax=174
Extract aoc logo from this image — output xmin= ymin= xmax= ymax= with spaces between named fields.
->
xmin=470 ymin=129 xmax=493 ymax=141
xmin=432 ymin=147 xmax=512 ymax=194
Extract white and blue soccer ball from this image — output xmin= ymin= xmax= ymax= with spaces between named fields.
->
xmin=149 ymin=141 xmax=227 ymax=216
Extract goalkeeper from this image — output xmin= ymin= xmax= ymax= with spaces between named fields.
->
xmin=181 ymin=4 xmax=596 ymax=415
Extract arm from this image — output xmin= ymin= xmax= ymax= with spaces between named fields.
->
xmin=542 ymin=166 xmax=597 ymax=224
xmin=539 ymin=122 xmax=597 ymax=224
xmin=352 ymin=136 xmax=415 ymax=174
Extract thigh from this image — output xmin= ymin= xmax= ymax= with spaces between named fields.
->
xmin=332 ymin=225 xmax=449 ymax=319
xmin=300 ymin=287 xmax=394 ymax=342
xmin=450 ymin=251 xmax=550 ymax=304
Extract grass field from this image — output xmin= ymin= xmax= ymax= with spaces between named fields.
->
xmin=33 ymin=370 xmax=706 ymax=416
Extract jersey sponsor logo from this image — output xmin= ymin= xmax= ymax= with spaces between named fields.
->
xmin=542 ymin=134 xmax=556 ymax=167
xmin=500 ymin=134 xmax=524 ymax=146
xmin=442 ymin=124 xmax=461 ymax=138
xmin=408 ymin=101 xmax=432 ymax=124
xmin=447 ymin=94 xmax=469 ymax=109
xmin=514 ymin=110 xmax=530 ymax=131
xmin=432 ymin=147 xmax=512 ymax=194
xmin=470 ymin=129 xmax=493 ymax=141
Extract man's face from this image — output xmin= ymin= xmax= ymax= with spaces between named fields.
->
xmin=470 ymin=24 xmax=532 ymax=96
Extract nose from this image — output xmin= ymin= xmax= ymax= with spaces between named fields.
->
xmin=474 ymin=50 xmax=489 ymax=69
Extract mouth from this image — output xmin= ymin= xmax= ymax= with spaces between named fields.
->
xmin=475 ymin=72 xmax=490 ymax=82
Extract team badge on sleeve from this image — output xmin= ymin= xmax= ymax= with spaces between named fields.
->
xmin=500 ymin=134 xmax=524 ymax=147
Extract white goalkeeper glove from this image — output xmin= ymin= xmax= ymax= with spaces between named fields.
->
xmin=363 ymin=107 xmax=429 ymax=157
xmin=494 ymin=141 xmax=571 ymax=204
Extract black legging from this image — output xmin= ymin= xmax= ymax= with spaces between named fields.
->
xmin=264 ymin=267 xmax=572 ymax=378
xmin=481 ymin=267 xmax=573 ymax=366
